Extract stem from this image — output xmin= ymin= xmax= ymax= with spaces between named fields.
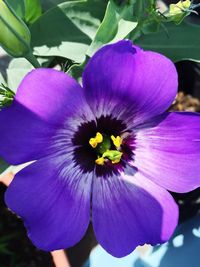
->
xmin=130 ymin=22 xmax=143 ymax=41
xmin=25 ymin=52 xmax=41 ymax=68
xmin=192 ymin=3 xmax=200 ymax=9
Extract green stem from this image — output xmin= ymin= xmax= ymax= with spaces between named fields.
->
xmin=25 ymin=52 xmax=41 ymax=68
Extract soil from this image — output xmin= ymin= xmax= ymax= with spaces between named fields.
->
xmin=170 ymin=92 xmax=200 ymax=112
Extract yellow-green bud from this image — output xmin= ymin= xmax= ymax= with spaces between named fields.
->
xmin=0 ymin=0 xmax=31 ymax=57
xmin=167 ymin=0 xmax=191 ymax=24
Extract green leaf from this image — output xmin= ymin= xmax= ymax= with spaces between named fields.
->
xmin=30 ymin=0 xmax=108 ymax=62
xmin=5 ymin=0 xmax=42 ymax=24
xmin=87 ymin=0 xmax=137 ymax=56
xmin=0 ymin=158 xmax=9 ymax=174
xmin=40 ymin=0 xmax=91 ymax=11
xmin=134 ymin=22 xmax=200 ymax=62
xmin=24 ymin=0 xmax=42 ymax=24
xmin=40 ymin=0 xmax=74 ymax=11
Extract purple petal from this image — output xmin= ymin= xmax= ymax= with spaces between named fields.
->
xmin=0 ymin=69 xmax=94 ymax=164
xmin=5 ymin=155 xmax=92 ymax=251
xmin=0 ymin=101 xmax=56 ymax=164
xmin=134 ymin=112 xmax=200 ymax=193
xmin=15 ymin=68 xmax=93 ymax=125
xmin=92 ymin=172 xmax=178 ymax=258
xmin=82 ymin=40 xmax=178 ymax=125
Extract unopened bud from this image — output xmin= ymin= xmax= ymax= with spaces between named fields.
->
xmin=0 ymin=0 xmax=31 ymax=57
xmin=167 ymin=0 xmax=192 ymax=24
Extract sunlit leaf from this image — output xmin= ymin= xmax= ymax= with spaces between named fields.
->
xmin=30 ymin=0 xmax=108 ymax=62
xmin=87 ymin=0 xmax=137 ymax=56
xmin=6 ymin=58 xmax=33 ymax=92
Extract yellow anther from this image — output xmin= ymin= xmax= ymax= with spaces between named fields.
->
xmin=89 ymin=138 xmax=97 ymax=148
xmin=89 ymin=132 xmax=103 ymax=148
xmin=95 ymin=157 xmax=105 ymax=165
xmin=111 ymin=135 xmax=122 ymax=148
xmin=96 ymin=132 xmax=103 ymax=143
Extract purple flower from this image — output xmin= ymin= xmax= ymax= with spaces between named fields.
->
xmin=1 ymin=40 xmax=200 ymax=258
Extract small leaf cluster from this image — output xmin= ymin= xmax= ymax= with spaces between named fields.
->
xmin=0 ymin=83 xmax=15 ymax=109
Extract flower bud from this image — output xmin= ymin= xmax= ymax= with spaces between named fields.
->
xmin=167 ymin=0 xmax=191 ymax=24
xmin=0 ymin=0 xmax=31 ymax=57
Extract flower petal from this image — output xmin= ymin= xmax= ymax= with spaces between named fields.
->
xmin=15 ymin=68 xmax=93 ymax=125
xmin=5 ymin=155 xmax=92 ymax=251
xmin=0 ymin=69 xmax=94 ymax=164
xmin=82 ymin=40 xmax=178 ymax=125
xmin=134 ymin=112 xmax=200 ymax=193
xmin=92 ymin=172 xmax=178 ymax=258
xmin=0 ymin=101 xmax=56 ymax=164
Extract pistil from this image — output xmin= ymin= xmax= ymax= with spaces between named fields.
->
xmin=89 ymin=132 xmax=123 ymax=165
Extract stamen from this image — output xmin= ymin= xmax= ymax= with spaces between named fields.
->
xmin=95 ymin=157 xmax=105 ymax=165
xmin=89 ymin=132 xmax=103 ymax=148
xmin=89 ymin=133 xmax=123 ymax=165
xmin=96 ymin=132 xmax=103 ymax=143
xmin=89 ymin=138 xmax=97 ymax=148
xmin=111 ymin=135 xmax=122 ymax=148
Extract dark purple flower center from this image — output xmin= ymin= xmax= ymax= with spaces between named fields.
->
xmin=72 ymin=115 xmax=134 ymax=177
